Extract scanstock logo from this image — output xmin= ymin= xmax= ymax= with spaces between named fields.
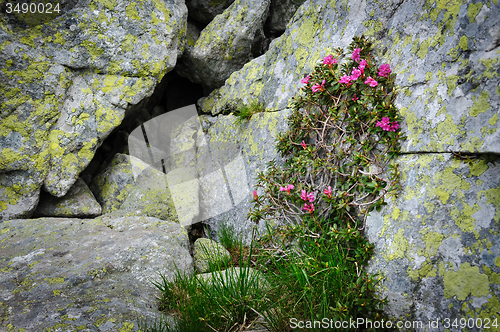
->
xmin=128 ymin=104 xmax=250 ymax=227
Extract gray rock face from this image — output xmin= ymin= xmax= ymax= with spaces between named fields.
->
xmin=186 ymin=0 xmax=236 ymax=24
xmin=194 ymin=237 xmax=231 ymax=273
xmin=176 ymin=0 xmax=270 ymax=91
xmin=91 ymin=154 xmax=151 ymax=214
xmin=267 ymin=0 xmax=306 ymax=34
xmin=365 ymin=153 xmax=500 ymax=324
xmin=34 ymin=178 xmax=101 ymax=218
xmin=0 ymin=216 xmax=193 ymax=331
xmin=0 ymin=0 xmax=188 ymax=220
xmin=198 ymin=0 xmax=500 ymax=154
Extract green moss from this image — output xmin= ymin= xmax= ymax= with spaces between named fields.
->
xmin=386 ymin=228 xmax=408 ymax=260
xmin=422 ymin=231 xmax=444 ymax=257
xmin=96 ymin=0 xmax=117 ymax=10
xmin=458 ymin=35 xmax=468 ymax=51
xmin=121 ymin=34 xmax=137 ymax=52
xmin=417 ymin=39 xmax=430 ymax=60
xmin=443 ymin=262 xmax=489 ymax=300
xmin=81 ymin=40 xmax=104 ymax=61
xmin=125 ymin=2 xmax=140 ymax=20
xmin=469 ymin=90 xmax=491 ymax=117
xmin=467 ymin=3 xmax=483 ymax=23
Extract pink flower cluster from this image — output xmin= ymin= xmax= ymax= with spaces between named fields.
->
xmin=279 ymin=184 xmax=295 ymax=194
xmin=301 ymin=190 xmax=315 ymax=213
xmin=376 ymin=117 xmax=399 ymax=132
xmin=253 ymin=190 xmax=258 ymax=200
xmin=339 ymin=59 xmax=371 ymax=86
xmin=324 ymin=186 xmax=332 ymax=198
xmin=351 ymin=48 xmax=361 ymax=62
xmin=378 ymin=64 xmax=391 ymax=77
xmin=301 ymin=75 xmax=310 ymax=84
xmin=311 ymin=80 xmax=325 ymax=93
xmin=301 ymin=140 xmax=307 ymax=149
xmin=364 ymin=76 xmax=378 ymax=87
xmin=323 ymin=55 xmax=337 ymax=65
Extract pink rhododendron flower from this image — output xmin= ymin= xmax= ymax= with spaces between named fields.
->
xmin=324 ymin=186 xmax=332 ymax=198
xmin=301 ymin=190 xmax=315 ymax=202
xmin=302 ymin=203 xmax=315 ymax=213
xmin=253 ymin=190 xmax=258 ymax=200
xmin=322 ymin=55 xmax=337 ymax=65
xmin=359 ymin=59 xmax=367 ymax=71
xmin=376 ymin=117 xmax=399 ymax=132
xmin=279 ymin=184 xmax=295 ymax=194
xmin=351 ymin=48 xmax=361 ymax=62
xmin=365 ymin=76 xmax=378 ymax=87
xmin=311 ymin=80 xmax=325 ymax=93
xmin=350 ymin=68 xmax=362 ymax=81
xmin=376 ymin=117 xmax=391 ymax=131
xmin=339 ymin=75 xmax=351 ymax=84
xmin=301 ymin=190 xmax=308 ymax=200
xmin=301 ymin=140 xmax=307 ymax=149
xmin=352 ymin=93 xmax=359 ymax=101
xmin=378 ymin=64 xmax=391 ymax=77
xmin=301 ymin=75 xmax=310 ymax=84
xmin=389 ymin=121 xmax=400 ymax=131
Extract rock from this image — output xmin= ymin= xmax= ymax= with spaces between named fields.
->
xmin=198 ymin=0 xmax=500 ymax=154
xmin=34 ymin=178 xmax=101 ymax=218
xmin=267 ymin=0 xmax=306 ymax=34
xmin=90 ymin=154 xmax=150 ymax=214
xmin=186 ymin=0 xmax=236 ymax=24
xmin=0 ymin=0 xmax=188 ymax=220
xmin=119 ymin=166 xmax=179 ymax=223
xmin=198 ymin=110 xmax=290 ymax=244
xmin=125 ymin=104 xmax=289 ymax=237
xmin=176 ymin=0 xmax=270 ymax=92
xmin=197 ymin=267 xmax=269 ymax=290
xmin=366 ymin=153 xmax=500 ymax=323
xmin=194 ymin=238 xmax=231 ymax=273
xmin=0 ymin=216 xmax=193 ymax=331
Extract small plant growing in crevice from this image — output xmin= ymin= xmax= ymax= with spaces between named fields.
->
xmin=248 ymin=35 xmax=404 ymax=329
xmin=234 ymin=100 xmax=265 ymax=125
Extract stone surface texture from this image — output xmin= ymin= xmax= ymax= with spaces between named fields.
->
xmin=90 ymin=154 xmax=150 ymax=214
xmin=185 ymin=0 xmax=236 ymax=24
xmin=194 ymin=237 xmax=231 ymax=273
xmin=0 ymin=0 xmax=188 ymax=220
xmin=0 ymin=216 xmax=193 ymax=331
xmin=176 ymin=0 xmax=270 ymax=91
xmin=196 ymin=0 xmax=500 ymax=326
xmin=267 ymin=0 xmax=307 ymax=34
xmin=34 ymin=178 xmax=101 ymax=218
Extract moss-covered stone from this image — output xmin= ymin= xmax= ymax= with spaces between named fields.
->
xmin=0 ymin=0 xmax=188 ymax=219
xmin=0 ymin=216 xmax=192 ymax=331
xmin=366 ymin=153 xmax=500 ymax=322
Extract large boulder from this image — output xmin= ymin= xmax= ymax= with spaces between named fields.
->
xmin=0 ymin=216 xmax=193 ymax=331
xmin=176 ymin=0 xmax=270 ymax=92
xmin=197 ymin=0 xmax=500 ymax=324
xmin=0 ymin=0 xmax=188 ymax=220
xmin=366 ymin=153 xmax=500 ymax=323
